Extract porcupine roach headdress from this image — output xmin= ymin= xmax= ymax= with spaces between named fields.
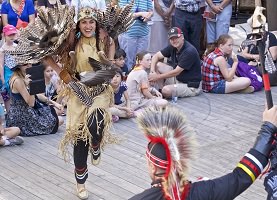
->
xmin=95 ymin=0 xmax=135 ymax=39
xmin=137 ymin=106 xmax=197 ymax=200
xmin=4 ymin=0 xmax=75 ymax=66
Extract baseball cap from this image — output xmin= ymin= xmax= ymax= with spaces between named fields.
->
xmin=3 ymin=25 xmax=17 ymax=36
xmin=168 ymin=27 xmax=183 ymax=39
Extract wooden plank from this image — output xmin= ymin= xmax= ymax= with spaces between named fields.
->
xmin=1 ymin=85 xmax=276 ymax=199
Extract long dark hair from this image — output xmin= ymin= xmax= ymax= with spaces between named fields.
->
xmin=57 ymin=18 xmax=101 ymax=75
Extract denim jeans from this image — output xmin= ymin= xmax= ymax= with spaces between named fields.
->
xmin=118 ymin=33 xmax=149 ymax=70
xmin=173 ymin=8 xmax=202 ymax=52
xmin=206 ymin=3 xmax=232 ymax=44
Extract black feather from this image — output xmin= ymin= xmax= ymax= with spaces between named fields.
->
xmin=88 ymin=57 xmax=109 ymax=71
xmin=81 ymin=68 xmax=117 ymax=87
xmin=39 ymin=31 xmax=59 ymax=48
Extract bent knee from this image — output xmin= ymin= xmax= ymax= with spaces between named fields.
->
xmin=162 ymin=87 xmax=172 ymax=98
xmin=243 ymin=77 xmax=251 ymax=86
xmin=156 ymin=99 xmax=168 ymax=107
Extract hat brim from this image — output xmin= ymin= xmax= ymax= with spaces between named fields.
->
xmin=168 ymin=34 xmax=182 ymax=39
xmin=5 ymin=30 xmax=17 ymax=36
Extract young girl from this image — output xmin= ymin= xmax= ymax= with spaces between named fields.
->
xmin=44 ymin=65 xmax=64 ymax=117
xmin=202 ymin=34 xmax=254 ymax=94
xmin=109 ymin=68 xmax=133 ymax=122
xmin=126 ymin=51 xmax=167 ymax=114
xmin=0 ymin=25 xmax=18 ymax=112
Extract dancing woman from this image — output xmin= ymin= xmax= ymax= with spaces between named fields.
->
xmin=45 ymin=7 xmax=116 ymax=199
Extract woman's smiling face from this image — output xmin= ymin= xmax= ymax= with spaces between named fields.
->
xmin=79 ymin=18 xmax=97 ymax=38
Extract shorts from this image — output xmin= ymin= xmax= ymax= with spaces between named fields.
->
xmin=210 ymin=80 xmax=226 ymax=94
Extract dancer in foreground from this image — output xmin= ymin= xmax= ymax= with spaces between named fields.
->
xmin=130 ymin=105 xmax=277 ymax=200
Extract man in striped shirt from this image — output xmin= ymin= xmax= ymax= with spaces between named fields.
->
xmin=118 ymin=0 xmax=153 ymax=70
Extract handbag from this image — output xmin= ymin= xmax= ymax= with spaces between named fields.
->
xmin=15 ymin=0 xmax=28 ymax=29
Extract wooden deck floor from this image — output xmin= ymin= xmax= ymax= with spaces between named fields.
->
xmin=1 ymin=87 xmax=277 ymax=200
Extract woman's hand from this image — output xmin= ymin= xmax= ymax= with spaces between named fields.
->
xmin=232 ymin=53 xmax=238 ymax=63
xmin=252 ymin=54 xmax=260 ymax=61
xmin=24 ymin=74 xmax=32 ymax=86
xmin=149 ymin=72 xmax=160 ymax=82
xmin=54 ymin=102 xmax=64 ymax=112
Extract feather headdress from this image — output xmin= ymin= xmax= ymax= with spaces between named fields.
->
xmin=137 ymin=106 xmax=197 ymax=200
xmin=95 ymin=1 xmax=135 ymax=39
xmin=4 ymin=0 xmax=75 ymax=66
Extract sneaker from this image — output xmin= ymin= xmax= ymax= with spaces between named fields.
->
xmin=90 ymin=146 xmax=101 ymax=166
xmin=112 ymin=115 xmax=119 ymax=123
xmin=8 ymin=136 xmax=24 ymax=146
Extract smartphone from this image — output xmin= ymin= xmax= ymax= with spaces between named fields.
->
xmin=26 ymin=62 xmax=45 ymax=95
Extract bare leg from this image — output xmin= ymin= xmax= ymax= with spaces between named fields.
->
xmin=225 ymin=77 xmax=251 ymax=93
xmin=3 ymin=127 xmax=20 ymax=138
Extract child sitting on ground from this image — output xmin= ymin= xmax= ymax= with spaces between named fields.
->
xmin=44 ymin=64 xmax=65 ymax=117
xmin=113 ymin=48 xmax=129 ymax=76
xmin=126 ymin=51 xmax=168 ymax=114
xmin=109 ymin=68 xmax=134 ymax=122
xmin=0 ymin=104 xmax=23 ymax=146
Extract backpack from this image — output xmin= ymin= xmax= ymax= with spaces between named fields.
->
xmin=236 ymin=61 xmax=263 ymax=91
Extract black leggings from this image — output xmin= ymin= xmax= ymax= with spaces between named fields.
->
xmin=73 ymin=109 xmax=105 ymax=184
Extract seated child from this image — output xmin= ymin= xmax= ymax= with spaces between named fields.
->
xmin=44 ymin=64 xmax=65 ymax=118
xmin=109 ymin=68 xmax=134 ymax=122
xmin=0 ymin=104 xmax=23 ymax=146
xmin=126 ymin=51 xmax=168 ymax=113
xmin=113 ymin=48 xmax=129 ymax=76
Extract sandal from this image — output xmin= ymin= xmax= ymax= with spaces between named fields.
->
xmin=76 ymin=184 xmax=88 ymax=200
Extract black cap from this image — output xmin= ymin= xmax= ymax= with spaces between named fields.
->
xmin=168 ymin=27 xmax=183 ymax=39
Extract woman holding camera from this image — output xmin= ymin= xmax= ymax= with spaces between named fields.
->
xmin=5 ymin=63 xmax=61 ymax=136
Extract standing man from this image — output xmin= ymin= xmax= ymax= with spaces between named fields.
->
xmin=173 ymin=0 xmax=202 ymax=53
xmin=149 ymin=27 xmax=202 ymax=99
xmin=205 ymin=0 xmax=232 ymax=44
xmin=118 ymin=0 xmax=153 ymax=70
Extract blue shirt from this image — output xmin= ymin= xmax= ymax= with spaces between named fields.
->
xmin=1 ymin=0 xmax=35 ymax=27
xmin=114 ymin=82 xmax=128 ymax=105
xmin=119 ymin=0 xmax=153 ymax=37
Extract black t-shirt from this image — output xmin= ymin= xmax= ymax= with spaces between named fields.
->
xmin=160 ymin=41 xmax=201 ymax=85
